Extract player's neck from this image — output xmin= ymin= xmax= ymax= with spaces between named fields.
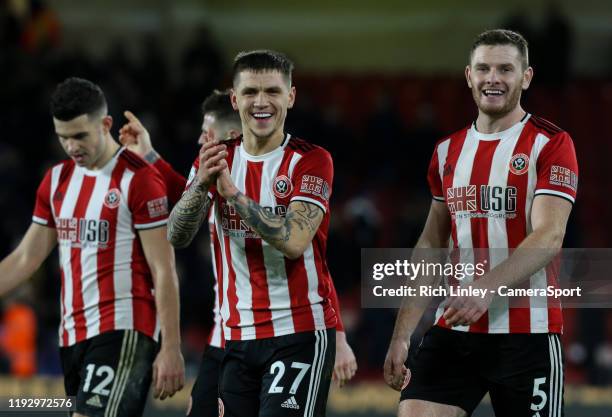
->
xmin=87 ymin=136 xmax=120 ymax=170
xmin=475 ymin=106 xmax=526 ymax=134
xmin=242 ymin=129 xmax=285 ymax=156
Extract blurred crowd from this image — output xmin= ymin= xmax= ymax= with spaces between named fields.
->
xmin=1 ymin=0 xmax=612 ymax=386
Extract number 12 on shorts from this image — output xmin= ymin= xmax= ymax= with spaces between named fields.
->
xmin=268 ymin=361 xmax=311 ymax=395
xmin=83 ymin=364 xmax=115 ymax=396
xmin=531 ymin=377 xmax=547 ymax=416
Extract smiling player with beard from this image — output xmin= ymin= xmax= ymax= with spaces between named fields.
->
xmin=384 ymin=30 xmax=578 ymax=417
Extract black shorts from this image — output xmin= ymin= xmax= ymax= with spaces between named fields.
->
xmin=60 ymin=329 xmax=158 ymax=417
xmin=400 ymin=326 xmax=564 ymax=417
xmin=219 ymin=328 xmax=335 ymax=417
xmin=188 ymin=345 xmax=225 ymax=417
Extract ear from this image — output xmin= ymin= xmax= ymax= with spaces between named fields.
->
xmin=230 ymin=89 xmax=239 ymax=110
xmin=465 ymin=65 xmax=472 ymax=88
xmin=522 ymin=66 xmax=534 ymax=90
xmin=102 ymin=115 xmax=113 ymax=133
xmin=287 ymin=86 xmax=296 ymax=109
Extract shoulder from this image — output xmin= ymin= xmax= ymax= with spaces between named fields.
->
xmin=432 ymin=125 xmax=470 ymax=152
xmin=527 ymin=115 xmax=567 ymax=139
xmin=287 ymin=136 xmax=331 ymax=160
xmin=119 ymin=148 xmax=151 ymax=172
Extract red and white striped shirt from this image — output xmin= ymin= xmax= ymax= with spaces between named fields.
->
xmin=186 ymin=134 xmax=337 ymax=341
xmin=427 ymin=114 xmax=578 ymax=334
xmin=33 ymin=148 xmax=169 ymax=347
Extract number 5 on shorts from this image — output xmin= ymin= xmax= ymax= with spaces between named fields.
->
xmin=530 ymin=377 xmax=547 ymax=415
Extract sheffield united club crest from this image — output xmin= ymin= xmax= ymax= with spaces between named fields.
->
xmin=273 ymin=175 xmax=292 ymax=199
xmin=104 ymin=188 xmax=121 ymax=209
xmin=509 ymin=153 xmax=529 ymax=175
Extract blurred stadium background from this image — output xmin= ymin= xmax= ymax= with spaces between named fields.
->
xmin=1 ymin=0 xmax=612 ymax=415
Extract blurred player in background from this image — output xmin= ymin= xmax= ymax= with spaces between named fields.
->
xmin=167 ymin=50 xmax=347 ymax=417
xmin=120 ymin=88 xmax=357 ymax=416
xmin=0 ymin=77 xmax=185 ymax=417
xmin=384 ymin=29 xmax=578 ymax=417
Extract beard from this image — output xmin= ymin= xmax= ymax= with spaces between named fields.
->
xmin=472 ymin=84 xmax=523 ymax=117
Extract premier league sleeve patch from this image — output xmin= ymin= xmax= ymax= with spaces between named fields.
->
xmin=299 ymin=175 xmax=330 ymax=201
xmin=147 ymin=196 xmax=169 ymax=218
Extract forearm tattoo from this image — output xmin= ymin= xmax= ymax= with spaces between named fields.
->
xmin=167 ymin=177 xmax=211 ymax=248
xmin=227 ymin=191 xmax=321 ymax=252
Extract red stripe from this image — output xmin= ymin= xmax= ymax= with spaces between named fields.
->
xmin=71 ymin=175 xmax=97 ymax=342
xmin=467 ymin=140 xmax=499 ymax=333
xmin=131 ymin=236 xmax=156 ymax=337
xmin=546 ymin=257 xmax=563 ymax=333
xmin=435 ymin=130 xmax=467 ymax=329
xmin=506 ymin=124 xmax=537 ymax=332
xmin=244 ymin=161 xmax=273 ymax=338
xmin=285 ymin=257 xmax=316 ymax=333
xmin=210 ymin=216 xmax=225 ymax=346
xmin=223 ymin=232 xmax=241 ymax=340
xmin=313 ymin=233 xmax=336 ymax=328
xmin=53 ymin=164 xmax=74 ymax=346
xmin=97 ymin=165 xmax=126 ymax=333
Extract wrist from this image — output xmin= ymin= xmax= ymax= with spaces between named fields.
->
xmin=336 ymin=330 xmax=347 ymax=342
xmin=144 ymin=150 xmax=160 ymax=164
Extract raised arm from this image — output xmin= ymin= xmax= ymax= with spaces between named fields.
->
xmin=139 ymin=226 xmax=185 ymax=400
xmin=167 ymin=139 xmax=228 ymax=248
xmin=0 ymin=223 xmax=57 ymax=296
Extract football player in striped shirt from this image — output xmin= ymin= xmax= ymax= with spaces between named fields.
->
xmin=121 ymin=88 xmax=357 ymax=417
xmin=168 ymin=50 xmax=345 ymax=417
xmin=0 ymin=78 xmax=185 ymax=417
xmin=384 ymin=30 xmax=577 ymax=417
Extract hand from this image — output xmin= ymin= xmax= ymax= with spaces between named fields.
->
xmin=118 ymin=111 xmax=154 ymax=157
xmin=442 ymin=282 xmax=494 ymax=327
xmin=333 ymin=332 xmax=357 ymax=387
xmin=196 ymin=139 xmax=228 ymax=189
xmin=216 ymin=165 xmax=239 ymax=200
xmin=383 ymin=338 xmax=409 ymax=391
xmin=152 ymin=346 xmax=185 ymax=400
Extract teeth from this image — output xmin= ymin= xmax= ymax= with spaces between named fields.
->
xmin=253 ymin=113 xmax=272 ymax=119
xmin=484 ymin=89 xmax=503 ymax=96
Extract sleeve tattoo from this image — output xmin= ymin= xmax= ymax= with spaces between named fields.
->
xmin=167 ymin=177 xmax=211 ymax=248
xmin=228 ymin=192 xmax=322 ymax=252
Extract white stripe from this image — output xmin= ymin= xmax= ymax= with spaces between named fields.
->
xmin=208 ymin=212 xmax=224 ymax=348
xmin=134 ymin=218 xmax=168 ymax=229
xmin=432 ymin=196 xmax=444 ymax=202
xmin=553 ymin=334 xmax=563 ymax=417
xmin=288 ymin=152 xmax=302 ymax=178
xmin=50 ymin=163 xmax=63 ymax=220
xmin=82 ymin=174 xmax=112 ymax=339
xmin=32 ymin=216 xmax=48 ymax=225
xmin=548 ymin=335 xmax=556 ymax=417
xmin=114 ymin=170 xmax=135 ymax=331
xmin=310 ymin=330 xmax=328 ymax=417
xmin=451 ymin=133 xmax=478 ymax=248
xmin=304 ymin=330 xmax=322 ymax=417
xmin=528 ymin=134 xmax=550 ymax=331
xmin=107 ymin=330 xmax=138 ymax=417
xmin=228 ymin=150 xmax=254 ymax=338
xmin=290 ymin=196 xmax=326 ymax=213
xmin=304 ymin=244 xmax=326 ymax=330
xmin=104 ymin=330 xmax=133 ymax=417
xmin=534 ymin=189 xmax=575 ymax=203
xmin=436 ymin=138 xmax=451 ymax=186
xmin=58 ymin=168 xmax=86 ymax=346
xmin=486 ymin=127 xmax=522 ymax=333
xmin=216 ymin=203 xmax=232 ymax=341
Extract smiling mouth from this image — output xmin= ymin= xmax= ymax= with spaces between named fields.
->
xmin=252 ymin=112 xmax=273 ymax=121
xmin=482 ymin=89 xmax=505 ymax=97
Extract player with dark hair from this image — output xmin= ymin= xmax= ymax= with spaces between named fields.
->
xmin=166 ymin=50 xmax=345 ymax=417
xmin=384 ymin=29 xmax=577 ymax=417
xmin=121 ymin=87 xmax=357 ymax=416
xmin=0 ymin=77 xmax=185 ymax=417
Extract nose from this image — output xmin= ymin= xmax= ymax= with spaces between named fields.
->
xmin=254 ymin=92 xmax=268 ymax=107
xmin=64 ymin=138 xmax=79 ymax=153
xmin=486 ymin=68 xmax=499 ymax=84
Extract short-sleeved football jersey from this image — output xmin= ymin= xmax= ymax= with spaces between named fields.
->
xmin=33 ymin=148 xmax=169 ymax=346
xmin=186 ymin=134 xmax=337 ymax=341
xmin=427 ymin=114 xmax=578 ymax=334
